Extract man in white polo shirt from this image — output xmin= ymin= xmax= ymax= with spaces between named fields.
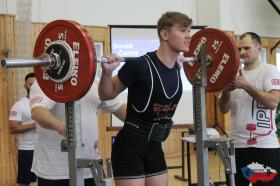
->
xmin=9 ymin=72 xmax=37 ymax=186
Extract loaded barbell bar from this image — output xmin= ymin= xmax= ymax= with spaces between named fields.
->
xmin=1 ymin=54 xmax=199 ymax=68
xmin=1 ymin=52 xmax=198 ymax=68
xmin=1 ymin=37 xmax=200 ymax=86
xmin=1 ymin=19 xmax=241 ymax=103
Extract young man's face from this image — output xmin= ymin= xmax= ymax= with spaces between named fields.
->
xmin=238 ymin=35 xmax=261 ymax=65
xmin=163 ymin=23 xmax=191 ymax=53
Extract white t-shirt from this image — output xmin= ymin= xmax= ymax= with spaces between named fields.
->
xmin=230 ymin=63 xmax=280 ymax=148
xmin=30 ymin=79 xmax=122 ymax=180
xmin=9 ymin=97 xmax=36 ymax=150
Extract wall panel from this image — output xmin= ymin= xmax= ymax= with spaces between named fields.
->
xmin=0 ymin=14 xmax=18 ymax=186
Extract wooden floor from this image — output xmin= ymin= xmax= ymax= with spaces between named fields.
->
xmin=30 ymin=151 xmax=228 ymax=186
xmin=109 ymin=151 xmax=228 ymax=186
xmin=167 ymin=151 xmax=227 ymax=186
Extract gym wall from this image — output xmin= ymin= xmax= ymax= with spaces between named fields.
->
xmin=0 ymin=14 xmax=279 ymax=185
xmin=0 ymin=14 xmax=18 ymax=186
xmin=1 ymin=0 xmax=279 ymax=37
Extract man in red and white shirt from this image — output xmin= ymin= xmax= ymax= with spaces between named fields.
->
xmin=29 ymin=77 xmax=126 ymax=186
xmin=218 ymin=32 xmax=280 ymax=185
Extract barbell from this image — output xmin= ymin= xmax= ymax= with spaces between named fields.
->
xmin=1 ymin=20 xmax=240 ymax=103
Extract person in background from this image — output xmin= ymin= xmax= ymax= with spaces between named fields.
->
xmin=9 ymin=72 xmax=37 ymax=186
xmin=29 ymin=76 xmax=126 ymax=186
xmin=218 ymin=32 xmax=280 ymax=185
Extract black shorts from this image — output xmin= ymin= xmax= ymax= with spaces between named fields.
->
xmin=235 ymin=147 xmax=280 ymax=186
xmin=111 ymin=128 xmax=168 ymax=179
xmin=38 ymin=177 xmax=95 ymax=186
xmin=17 ymin=150 xmax=37 ymax=184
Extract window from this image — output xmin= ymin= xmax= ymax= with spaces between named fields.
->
xmin=261 ymin=48 xmax=267 ymax=64
xmin=276 ymin=48 xmax=280 ymax=71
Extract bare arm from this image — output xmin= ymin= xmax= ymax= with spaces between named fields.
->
xmin=232 ymin=69 xmax=280 ymax=110
xmin=243 ymin=85 xmax=280 ymax=110
xmin=112 ymin=103 xmax=126 ymax=122
xmin=9 ymin=121 xmax=36 ymax=134
xmin=31 ymin=106 xmax=66 ymax=136
xmin=218 ymin=88 xmax=232 ymax=114
xmin=99 ymin=74 xmax=125 ymax=100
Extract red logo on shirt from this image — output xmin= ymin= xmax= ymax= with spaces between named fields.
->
xmin=9 ymin=111 xmax=17 ymax=116
xmin=271 ymin=79 xmax=280 ymax=85
xmin=30 ymin=96 xmax=43 ymax=105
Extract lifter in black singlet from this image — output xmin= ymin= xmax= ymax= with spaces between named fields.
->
xmin=99 ymin=11 xmax=192 ymax=186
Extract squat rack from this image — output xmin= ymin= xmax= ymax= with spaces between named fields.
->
xmin=192 ymin=43 xmax=236 ymax=186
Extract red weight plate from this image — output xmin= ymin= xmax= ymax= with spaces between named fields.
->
xmin=183 ymin=28 xmax=240 ymax=92
xmin=34 ymin=20 xmax=96 ymax=103
xmin=226 ymin=32 xmax=241 ymax=81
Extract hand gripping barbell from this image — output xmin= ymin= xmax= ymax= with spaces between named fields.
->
xmin=1 ymin=20 xmax=240 ymax=103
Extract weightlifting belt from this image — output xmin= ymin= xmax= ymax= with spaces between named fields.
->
xmin=123 ymin=116 xmax=173 ymax=142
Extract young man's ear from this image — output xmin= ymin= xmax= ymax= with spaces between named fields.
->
xmin=257 ymin=44 xmax=262 ymax=52
xmin=160 ymin=30 xmax=169 ymax=41
xmin=24 ymin=83 xmax=27 ymax=90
